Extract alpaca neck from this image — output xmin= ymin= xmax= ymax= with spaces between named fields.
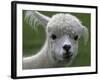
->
xmin=34 ymin=40 xmax=56 ymax=67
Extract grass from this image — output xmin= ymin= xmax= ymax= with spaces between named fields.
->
xmin=23 ymin=11 xmax=91 ymax=67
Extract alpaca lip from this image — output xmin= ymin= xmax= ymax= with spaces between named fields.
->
xmin=63 ymin=52 xmax=73 ymax=59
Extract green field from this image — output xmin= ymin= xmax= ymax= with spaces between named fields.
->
xmin=23 ymin=11 xmax=91 ymax=67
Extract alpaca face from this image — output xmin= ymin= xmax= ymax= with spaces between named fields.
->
xmin=48 ymin=33 xmax=78 ymax=62
xmin=47 ymin=14 xmax=84 ymax=62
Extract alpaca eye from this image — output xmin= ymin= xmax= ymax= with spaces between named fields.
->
xmin=51 ymin=34 xmax=57 ymax=40
xmin=74 ymin=35 xmax=78 ymax=40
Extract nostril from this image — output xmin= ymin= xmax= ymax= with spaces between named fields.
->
xmin=63 ymin=45 xmax=71 ymax=51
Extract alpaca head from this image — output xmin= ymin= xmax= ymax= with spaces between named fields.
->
xmin=25 ymin=11 xmax=88 ymax=63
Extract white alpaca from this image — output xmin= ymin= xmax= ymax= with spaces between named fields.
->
xmin=23 ymin=11 xmax=88 ymax=69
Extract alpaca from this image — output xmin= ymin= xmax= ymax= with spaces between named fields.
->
xmin=23 ymin=11 xmax=88 ymax=69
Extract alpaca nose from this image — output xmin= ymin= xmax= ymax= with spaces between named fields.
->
xmin=63 ymin=44 xmax=71 ymax=51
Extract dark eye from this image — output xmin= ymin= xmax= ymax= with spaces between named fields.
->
xmin=74 ymin=35 xmax=78 ymax=40
xmin=51 ymin=34 xmax=57 ymax=40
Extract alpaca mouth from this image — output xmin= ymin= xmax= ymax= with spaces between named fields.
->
xmin=63 ymin=52 xmax=73 ymax=59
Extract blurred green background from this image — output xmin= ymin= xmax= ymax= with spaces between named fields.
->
xmin=23 ymin=10 xmax=91 ymax=67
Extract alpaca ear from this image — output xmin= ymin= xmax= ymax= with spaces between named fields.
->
xmin=82 ymin=26 xmax=89 ymax=45
xmin=25 ymin=11 xmax=50 ymax=29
